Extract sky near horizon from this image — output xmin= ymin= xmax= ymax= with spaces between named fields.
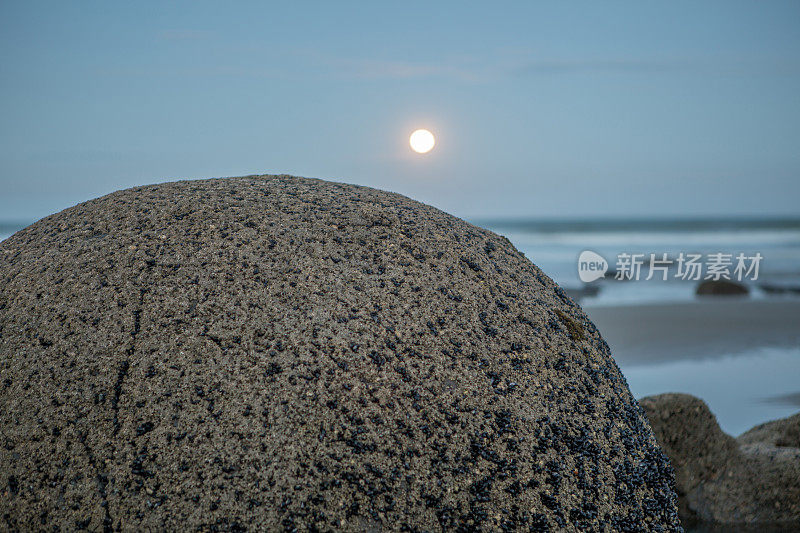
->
xmin=1 ymin=1 xmax=799 ymax=222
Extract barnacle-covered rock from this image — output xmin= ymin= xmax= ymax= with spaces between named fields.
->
xmin=642 ymin=393 xmax=800 ymax=527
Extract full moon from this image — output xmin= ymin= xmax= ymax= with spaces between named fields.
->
xmin=409 ymin=129 xmax=435 ymax=154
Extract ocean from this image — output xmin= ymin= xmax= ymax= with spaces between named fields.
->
xmin=479 ymin=216 xmax=800 ymax=306
xmin=0 ymin=222 xmax=26 ymax=243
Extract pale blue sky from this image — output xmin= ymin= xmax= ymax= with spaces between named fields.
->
xmin=1 ymin=1 xmax=799 ymax=221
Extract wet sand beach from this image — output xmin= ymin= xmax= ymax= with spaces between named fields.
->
xmin=584 ymin=299 xmax=800 ymax=366
xmin=583 ymin=299 xmax=800 ymax=437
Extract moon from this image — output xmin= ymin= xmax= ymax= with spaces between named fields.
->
xmin=409 ymin=129 xmax=435 ymax=154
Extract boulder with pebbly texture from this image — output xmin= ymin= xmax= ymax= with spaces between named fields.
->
xmin=641 ymin=393 xmax=800 ymax=526
xmin=1 ymin=176 xmax=681 ymax=531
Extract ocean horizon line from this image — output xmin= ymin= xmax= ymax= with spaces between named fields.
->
xmin=476 ymin=215 xmax=800 ymax=233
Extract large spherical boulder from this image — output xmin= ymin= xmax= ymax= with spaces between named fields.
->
xmin=1 ymin=176 xmax=680 ymax=531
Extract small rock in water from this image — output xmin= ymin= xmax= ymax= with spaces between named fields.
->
xmin=696 ymin=279 xmax=749 ymax=296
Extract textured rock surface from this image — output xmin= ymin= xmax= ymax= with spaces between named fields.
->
xmin=738 ymin=412 xmax=800 ymax=449
xmin=1 ymin=176 xmax=680 ymax=531
xmin=641 ymin=393 xmax=800 ymax=526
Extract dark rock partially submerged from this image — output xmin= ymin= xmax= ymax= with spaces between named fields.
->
xmin=695 ymin=279 xmax=749 ymax=296
xmin=641 ymin=393 xmax=800 ymax=526
xmin=1 ymin=176 xmax=680 ymax=531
